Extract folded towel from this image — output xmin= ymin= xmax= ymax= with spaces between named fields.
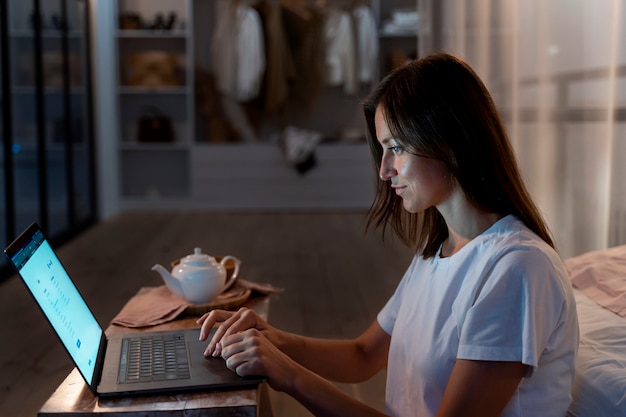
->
xmin=111 ymin=279 xmax=282 ymax=328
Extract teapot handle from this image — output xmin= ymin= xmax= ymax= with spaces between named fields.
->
xmin=220 ymin=256 xmax=241 ymax=291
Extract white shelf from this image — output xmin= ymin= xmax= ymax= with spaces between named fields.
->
xmin=115 ymin=0 xmax=194 ymax=202
xmin=379 ymin=29 xmax=418 ymax=38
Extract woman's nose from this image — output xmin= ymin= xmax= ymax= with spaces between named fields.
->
xmin=379 ymin=156 xmax=395 ymax=181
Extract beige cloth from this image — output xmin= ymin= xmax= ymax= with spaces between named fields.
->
xmin=111 ymin=279 xmax=282 ymax=328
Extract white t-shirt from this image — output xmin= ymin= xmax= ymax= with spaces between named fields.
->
xmin=378 ymin=215 xmax=579 ymax=417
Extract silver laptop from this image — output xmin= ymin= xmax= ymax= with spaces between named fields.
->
xmin=4 ymin=222 xmax=265 ymax=397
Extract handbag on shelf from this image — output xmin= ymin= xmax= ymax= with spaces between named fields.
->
xmin=136 ymin=106 xmax=175 ymax=143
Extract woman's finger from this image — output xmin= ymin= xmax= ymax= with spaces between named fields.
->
xmin=197 ymin=309 xmax=235 ymax=340
xmin=219 ymin=329 xmax=297 ymax=392
xmin=203 ymin=308 xmax=256 ymax=356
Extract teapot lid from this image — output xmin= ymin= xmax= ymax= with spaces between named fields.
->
xmin=181 ymin=247 xmax=214 ymax=266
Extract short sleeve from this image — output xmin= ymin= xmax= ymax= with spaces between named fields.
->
xmin=456 ymin=247 xmax=569 ymax=374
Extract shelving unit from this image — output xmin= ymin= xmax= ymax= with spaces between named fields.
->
xmin=114 ymin=0 xmax=193 ymax=200
xmin=109 ymin=0 xmax=419 ymax=212
xmin=375 ymin=0 xmax=419 ymax=75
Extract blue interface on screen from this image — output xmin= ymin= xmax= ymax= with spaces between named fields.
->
xmin=14 ymin=234 xmax=103 ymax=384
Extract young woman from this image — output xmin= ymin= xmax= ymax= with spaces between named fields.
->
xmin=198 ymin=53 xmax=579 ymax=417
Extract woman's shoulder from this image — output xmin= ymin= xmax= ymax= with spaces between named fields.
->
xmin=463 ymin=215 xmax=563 ymax=278
xmin=478 ymin=216 xmax=570 ymax=290
xmin=483 ymin=215 xmax=555 ymax=255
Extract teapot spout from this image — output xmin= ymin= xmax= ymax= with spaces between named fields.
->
xmin=151 ymin=264 xmax=185 ymax=299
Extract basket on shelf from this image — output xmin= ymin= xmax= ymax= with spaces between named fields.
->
xmin=124 ymin=52 xmax=182 ymax=87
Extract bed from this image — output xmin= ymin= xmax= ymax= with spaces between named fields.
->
xmin=564 ymin=245 xmax=626 ymax=416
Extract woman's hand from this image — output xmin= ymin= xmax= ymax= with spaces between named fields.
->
xmin=198 ymin=310 xmax=391 ymax=416
xmin=216 ymin=327 xmax=300 ymax=393
xmin=196 ymin=307 xmax=273 ymax=357
xmin=196 ymin=308 xmax=299 ymax=392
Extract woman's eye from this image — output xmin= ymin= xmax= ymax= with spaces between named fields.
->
xmin=390 ymin=145 xmax=402 ymax=154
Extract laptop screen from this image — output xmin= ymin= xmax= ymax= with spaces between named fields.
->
xmin=6 ymin=224 xmax=103 ymax=385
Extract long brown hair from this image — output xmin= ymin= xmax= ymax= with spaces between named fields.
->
xmin=363 ymin=53 xmax=555 ymax=258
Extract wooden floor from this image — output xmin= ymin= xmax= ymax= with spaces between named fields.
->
xmin=0 ymin=211 xmax=413 ymax=417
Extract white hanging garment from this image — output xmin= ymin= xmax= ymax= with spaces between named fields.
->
xmin=323 ymin=8 xmax=357 ymax=95
xmin=352 ymin=5 xmax=379 ymax=84
xmin=211 ymin=0 xmax=266 ymax=101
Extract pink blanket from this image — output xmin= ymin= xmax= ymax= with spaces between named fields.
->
xmin=564 ymin=245 xmax=626 ymax=318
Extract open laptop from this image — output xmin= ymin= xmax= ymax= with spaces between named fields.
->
xmin=4 ymin=222 xmax=265 ymax=397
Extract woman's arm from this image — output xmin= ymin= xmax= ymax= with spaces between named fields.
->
xmin=199 ymin=310 xmax=528 ymax=416
xmin=271 ymin=320 xmax=390 ymax=382
xmin=198 ymin=308 xmax=391 ymax=383
xmin=218 ymin=326 xmax=389 ymax=417
xmin=198 ymin=308 xmax=391 ymax=417
xmin=436 ymin=359 xmax=529 ymax=417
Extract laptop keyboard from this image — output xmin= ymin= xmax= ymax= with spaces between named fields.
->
xmin=118 ymin=333 xmax=191 ymax=384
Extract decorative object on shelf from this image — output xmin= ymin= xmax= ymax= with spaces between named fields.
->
xmin=381 ymin=7 xmax=419 ymax=36
xmin=120 ymin=11 xmax=178 ymax=31
xmin=137 ymin=106 xmax=175 ymax=143
xmin=150 ymin=12 xmax=177 ymax=31
xmin=119 ymin=12 xmax=144 ymax=30
xmin=164 ymin=12 xmax=178 ymax=30
xmin=125 ymin=51 xmax=181 ymax=87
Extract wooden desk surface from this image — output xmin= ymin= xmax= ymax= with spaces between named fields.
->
xmin=38 ymin=295 xmax=272 ymax=417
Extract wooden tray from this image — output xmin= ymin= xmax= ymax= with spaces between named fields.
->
xmin=183 ymin=286 xmax=251 ymax=315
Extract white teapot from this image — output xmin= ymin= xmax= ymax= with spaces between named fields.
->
xmin=152 ymin=248 xmax=241 ymax=305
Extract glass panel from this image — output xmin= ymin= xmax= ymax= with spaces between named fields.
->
xmin=69 ymin=0 xmax=93 ymax=225
xmin=5 ymin=0 xmax=93 ymax=236
xmin=0 ymin=1 xmax=7 ymax=268
xmin=9 ymin=0 xmax=42 ymax=236
xmin=42 ymin=0 xmax=86 ymax=235
xmin=1 ymin=0 xmax=95 ymax=281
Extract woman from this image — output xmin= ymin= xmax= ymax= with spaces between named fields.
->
xmin=198 ymin=53 xmax=579 ymax=417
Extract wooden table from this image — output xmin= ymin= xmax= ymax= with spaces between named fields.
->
xmin=38 ymin=295 xmax=273 ymax=417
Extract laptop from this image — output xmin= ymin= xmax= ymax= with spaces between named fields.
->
xmin=4 ymin=222 xmax=265 ymax=397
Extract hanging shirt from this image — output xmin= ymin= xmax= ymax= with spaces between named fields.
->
xmin=323 ymin=8 xmax=357 ymax=95
xmin=352 ymin=5 xmax=378 ymax=84
xmin=211 ymin=0 xmax=266 ymax=101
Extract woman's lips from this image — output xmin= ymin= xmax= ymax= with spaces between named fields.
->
xmin=392 ymin=185 xmax=405 ymax=196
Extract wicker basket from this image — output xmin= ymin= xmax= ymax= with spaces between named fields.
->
xmin=124 ymin=52 xmax=181 ymax=87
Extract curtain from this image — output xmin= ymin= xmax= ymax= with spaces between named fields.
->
xmin=418 ymin=0 xmax=626 ymax=258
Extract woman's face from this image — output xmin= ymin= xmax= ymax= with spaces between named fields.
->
xmin=375 ymin=106 xmax=452 ymax=214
